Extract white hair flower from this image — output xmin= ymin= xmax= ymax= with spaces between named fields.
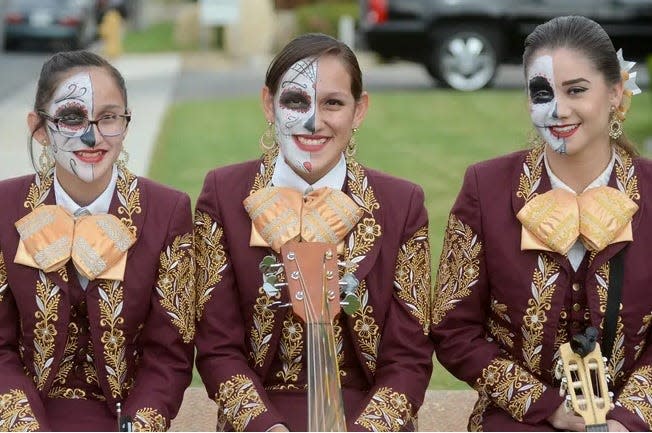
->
xmin=616 ymin=48 xmax=641 ymax=120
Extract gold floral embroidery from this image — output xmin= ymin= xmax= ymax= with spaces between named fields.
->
xmin=432 ymin=214 xmax=482 ymax=326
xmin=276 ymin=312 xmax=303 ymax=383
xmin=354 ymin=387 xmax=413 ymax=432
xmin=0 ymin=252 xmax=7 ymax=303
xmin=595 ymin=263 xmax=626 ymax=383
xmin=156 ymin=233 xmax=195 ymax=343
xmin=47 ymin=387 xmax=87 ymax=399
xmin=132 ymin=407 xmax=167 ymax=432
xmin=250 ymin=151 xmax=276 ymax=195
xmin=250 ymin=286 xmax=277 ymax=368
xmin=49 ymin=321 xmax=79 ymax=394
xmin=516 ymin=145 xmax=544 ymax=204
xmin=352 ymin=280 xmax=379 ymax=372
xmin=614 ymin=146 xmax=640 ymax=201
xmin=217 ymin=374 xmax=267 ymax=431
xmin=616 ymin=365 xmax=652 ymax=426
xmin=467 ymin=392 xmax=491 ymax=431
xmin=475 ymin=358 xmax=546 ymax=422
xmin=23 ymin=167 xmax=54 ymax=211
xmin=98 ymin=280 xmax=128 ymax=398
xmin=0 ymin=389 xmax=40 ymax=431
xmin=56 ymin=266 xmax=68 ymax=282
xmin=33 ymin=270 xmax=60 ymax=389
xmin=521 ymin=254 xmax=559 ymax=374
xmin=394 ymin=226 xmax=431 ymax=334
xmin=635 ymin=312 xmax=652 ymax=360
xmin=487 ymin=318 xmax=514 ymax=349
xmin=116 ymin=166 xmax=142 ymax=237
xmin=193 ymin=210 xmax=227 ymax=320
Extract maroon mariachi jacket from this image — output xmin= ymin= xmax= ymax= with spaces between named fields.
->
xmin=431 ymin=145 xmax=652 ymax=431
xmin=0 ymin=166 xmax=195 ymax=431
xmin=194 ymin=152 xmax=434 ymax=431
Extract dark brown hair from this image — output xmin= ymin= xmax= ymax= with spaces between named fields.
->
xmin=265 ymin=33 xmax=363 ymax=100
xmin=29 ymin=50 xmax=128 ymax=170
xmin=523 ymin=16 xmax=637 ymax=156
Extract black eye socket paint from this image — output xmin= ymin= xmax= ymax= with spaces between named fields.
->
xmin=529 ymin=76 xmax=554 ymax=104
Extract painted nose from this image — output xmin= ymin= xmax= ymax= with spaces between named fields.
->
xmin=80 ymin=128 xmax=96 ymax=148
xmin=303 ymin=113 xmax=315 ymax=134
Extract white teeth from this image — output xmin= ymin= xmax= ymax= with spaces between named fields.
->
xmin=297 ymin=136 xmax=327 ymax=146
xmin=551 ymin=125 xmax=577 ymax=132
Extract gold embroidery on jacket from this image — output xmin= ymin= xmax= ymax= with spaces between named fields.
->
xmin=132 ymin=407 xmax=167 ymax=432
xmin=0 ymin=389 xmax=40 ymax=431
xmin=33 ymin=270 xmax=60 ymax=389
xmin=475 ymin=358 xmax=546 ymax=422
xmin=595 ymin=263 xmax=626 ymax=384
xmin=276 ymin=312 xmax=303 ymax=383
xmin=250 ymin=287 xmax=277 ymax=368
xmin=487 ymin=319 xmax=514 ymax=349
xmin=614 ymin=146 xmax=640 ymax=201
xmin=47 ymin=387 xmax=86 ymax=399
xmin=156 ymin=233 xmax=195 ymax=343
xmin=394 ymin=226 xmax=431 ymax=334
xmin=116 ymin=166 xmax=141 ymax=237
xmin=516 ymin=145 xmax=544 ymax=204
xmin=24 ymin=167 xmax=54 ymax=211
xmin=467 ymin=391 xmax=491 ymax=431
xmin=333 ymin=319 xmax=345 ymax=377
xmin=193 ymin=210 xmax=227 ymax=320
xmin=217 ymin=374 xmax=267 ymax=431
xmin=616 ymin=365 xmax=652 ymax=426
xmin=432 ymin=214 xmax=482 ymax=325
xmin=0 ymin=251 xmax=7 ymax=303
xmin=250 ymin=151 xmax=276 ymax=195
xmin=352 ymin=280 xmax=379 ymax=372
xmin=354 ymin=387 xmax=413 ymax=432
xmin=98 ymin=280 xmax=128 ymax=398
xmin=635 ymin=313 xmax=652 ymax=360
xmin=521 ymin=254 xmax=559 ymax=375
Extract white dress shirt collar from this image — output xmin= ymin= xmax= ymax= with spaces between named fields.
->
xmin=54 ymin=164 xmax=118 ymax=216
xmin=271 ymin=153 xmax=347 ymax=193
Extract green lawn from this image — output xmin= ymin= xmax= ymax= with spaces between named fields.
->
xmin=150 ymin=89 xmax=652 ymax=390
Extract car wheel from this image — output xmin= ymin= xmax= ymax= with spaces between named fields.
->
xmin=427 ymin=25 xmax=502 ymax=91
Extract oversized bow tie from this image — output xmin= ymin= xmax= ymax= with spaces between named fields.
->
xmin=243 ymin=186 xmax=363 ymax=253
xmin=516 ymin=186 xmax=638 ymax=255
xmin=14 ymin=205 xmax=136 ymax=281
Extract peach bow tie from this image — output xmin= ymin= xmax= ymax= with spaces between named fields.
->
xmin=516 ymin=186 xmax=638 ymax=255
xmin=243 ymin=186 xmax=364 ymax=253
xmin=14 ymin=205 xmax=136 ymax=281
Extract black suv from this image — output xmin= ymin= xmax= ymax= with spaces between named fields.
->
xmin=359 ymin=0 xmax=652 ymax=90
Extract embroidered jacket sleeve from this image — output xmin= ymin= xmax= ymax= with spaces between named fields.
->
xmin=0 ymin=245 xmax=49 ymax=431
xmin=351 ymin=185 xmax=435 ymax=432
xmin=194 ymin=170 xmax=286 ymax=432
xmin=123 ymin=193 xmax=195 ymax=431
xmin=430 ymin=165 xmax=563 ymax=425
xmin=609 ymin=334 xmax=652 ymax=430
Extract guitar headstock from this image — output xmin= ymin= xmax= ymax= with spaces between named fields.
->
xmin=556 ymin=341 xmax=614 ymax=430
xmin=258 ymin=241 xmax=361 ymax=323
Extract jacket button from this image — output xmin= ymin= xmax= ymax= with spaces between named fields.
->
xmin=572 ymin=283 xmax=580 ymax=292
xmin=572 ymin=303 xmax=582 ymax=312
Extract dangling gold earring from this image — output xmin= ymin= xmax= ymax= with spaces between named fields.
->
xmin=609 ymin=107 xmax=623 ymax=140
xmin=118 ymin=148 xmax=130 ymax=169
xmin=346 ymin=128 xmax=358 ymax=158
xmin=259 ymin=121 xmax=277 ymax=152
xmin=38 ymin=141 xmax=54 ymax=175
xmin=527 ymin=129 xmax=545 ymax=148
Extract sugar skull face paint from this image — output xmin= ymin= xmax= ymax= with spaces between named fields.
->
xmin=274 ymin=58 xmax=318 ymax=174
xmin=528 ymin=55 xmax=566 ymax=154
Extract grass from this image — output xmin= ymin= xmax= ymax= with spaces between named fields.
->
xmin=149 ymin=89 xmax=652 ymax=390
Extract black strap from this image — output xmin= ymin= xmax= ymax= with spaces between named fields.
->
xmin=603 ymin=249 xmax=625 ymax=361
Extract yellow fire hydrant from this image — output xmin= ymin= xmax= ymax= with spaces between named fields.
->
xmin=99 ymin=9 xmax=123 ymax=59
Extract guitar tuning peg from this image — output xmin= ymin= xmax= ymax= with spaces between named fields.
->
xmin=269 ymin=301 xmax=292 ymax=309
xmin=259 ymin=255 xmax=282 ymax=273
xmin=564 ymin=395 xmax=573 ymax=412
xmin=341 ymin=293 xmax=361 ymax=316
xmin=605 ymin=373 xmax=612 ymax=383
xmin=608 ymin=391 xmax=614 ymax=399
xmin=339 ymin=273 xmax=359 ymax=294
xmin=338 ymin=259 xmax=355 ymax=270
xmin=554 ymin=359 xmax=564 ymax=380
xmin=559 ymin=377 xmax=567 ymax=396
xmin=602 ymin=356 xmax=608 ymax=363
xmin=263 ymin=282 xmax=280 ymax=296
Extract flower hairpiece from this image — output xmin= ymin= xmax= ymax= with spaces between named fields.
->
xmin=615 ymin=48 xmax=641 ymax=120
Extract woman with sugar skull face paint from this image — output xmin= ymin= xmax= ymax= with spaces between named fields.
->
xmin=194 ymin=33 xmax=434 ymax=431
xmin=431 ymin=16 xmax=652 ymax=432
xmin=0 ymin=51 xmax=194 ymax=431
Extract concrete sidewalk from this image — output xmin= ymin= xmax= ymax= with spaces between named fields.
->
xmin=0 ymin=53 xmax=180 ymax=181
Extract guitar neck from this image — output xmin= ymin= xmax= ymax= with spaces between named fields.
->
xmin=306 ymin=322 xmax=346 ymax=432
xmin=586 ymin=423 xmax=609 ymax=432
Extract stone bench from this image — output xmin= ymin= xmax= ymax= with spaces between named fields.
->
xmin=170 ymin=387 xmax=477 ymax=431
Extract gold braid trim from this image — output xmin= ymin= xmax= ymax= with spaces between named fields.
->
xmin=193 ymin=210 xmax=227 ymax=320
xmin=217 ymin=375 xmax=267 ymax=431
xmin=23 ymin=168 xmax=54 ymax=211
xmin=474 ymin=358 xmax=546 ymax=422
xmin=354 ymin=387 xmax=413 ymax=432
xmin=0 ymin=251 xmax=7 ymax=303
xmin=516 ymin=146 xmax=544 ymax=204
xmin=33 ymin=270 xmax=60 ymax=389
xmin=616 ymin=365 xmax=652 ymax=427
xmin=156 ymin=233 xmax=195 ymax=343
xmin=393 ymin=226 xmax=431 ymax=334
xmin=132 ymin=407 xmax=167 ymax=432
xmin=0 ymin=389 xmax=40 ymax=432
xmin=116 ymin=166 xmax=142 ymax=237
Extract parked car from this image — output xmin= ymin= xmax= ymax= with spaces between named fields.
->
xmin=359 ymin=0 xmax=652 ymax=91
xmin=4 ymin=0 xmax=97 ymax=50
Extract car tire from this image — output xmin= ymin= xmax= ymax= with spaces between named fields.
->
xmin=427 ymin=25 xmax=503 ymax=91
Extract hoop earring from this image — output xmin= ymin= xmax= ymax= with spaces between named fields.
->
xmin=609 ymin=108 xmax=623 ymax=140
xmin=259 ymin=121 xmax=277 ymax=152
xmin=38 ymin=142 xmax=54 ymax=175
xmin=346 ymin=128 xmax=358 ymax=158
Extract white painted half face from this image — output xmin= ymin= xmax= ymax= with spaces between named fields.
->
xmin=528 ymin=55 xmax=566 ymax=153
xmin=274 ymin=57 xmax=318 ymax=174
xmin=46 ymin=71 xmax=98 ymax=182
